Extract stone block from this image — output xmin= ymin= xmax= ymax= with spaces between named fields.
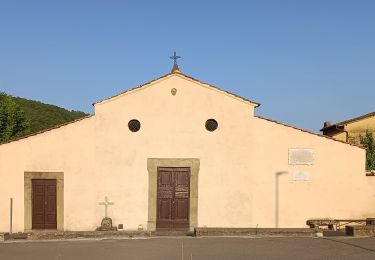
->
xmin=0 ymin=233 xmax=10 ymax=242
xmin=11 ymin=233 xmax=28 ymax=239
xmin=345 ymin=225 xmax=375 ymax=237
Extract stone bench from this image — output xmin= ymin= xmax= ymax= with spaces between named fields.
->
xmin=306 ymin=219 xmax=367 ymax=230
xmin=306 ymin=219 xmax=338 ymax=229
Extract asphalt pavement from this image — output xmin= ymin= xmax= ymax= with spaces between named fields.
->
xmin=1 ymin=236 xmax=375 ymax=260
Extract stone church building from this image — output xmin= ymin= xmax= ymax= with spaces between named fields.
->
xmin=1 ymin=65 xmax=374 ymax=233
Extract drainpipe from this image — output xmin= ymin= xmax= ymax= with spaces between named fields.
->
xmin=10 ymin=198 xmax=13 ymax=234
xmin=335 ymin=125 xmax=349 ymax=142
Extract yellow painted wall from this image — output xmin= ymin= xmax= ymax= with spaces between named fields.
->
xmin=327 ymin=115 xmax=375 ymax=144
xmin=346 ymin=116 xmax=375 ymax=144
xmin=0 ymin=73 xmax=374 ymax=232
xmin=331 ymin=132 xmax=347 ymax=142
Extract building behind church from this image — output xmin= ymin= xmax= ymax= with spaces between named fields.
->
xmin=321 ymin=112 xmax=375 ymax=144
xmin=1 ymin=66 xmax=375 ymax=233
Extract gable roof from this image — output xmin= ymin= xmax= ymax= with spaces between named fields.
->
xmin=3 ymin=71 xmax=361 ymax=149
xmin=320 ymin=112 xmax=375 ymax=131
xmin=0 ymin=71 xmax=260 ymax=146
xmin=93 ymin=72 xmax=261 ymax=107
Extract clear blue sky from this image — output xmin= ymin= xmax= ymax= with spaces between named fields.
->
xmin=1 ymin=0 xmax=374 ymax=133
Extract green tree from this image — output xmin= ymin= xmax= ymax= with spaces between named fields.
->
xmin=359 ymin=131 xmax=375 ymax=171
xmin=0 ymin=92 xmax=30 ymax=142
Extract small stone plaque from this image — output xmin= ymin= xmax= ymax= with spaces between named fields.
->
xmin=292 ymin=172 xmax=310 ymax=181
xmin=289 ymin=148 xmax=314 ymax=165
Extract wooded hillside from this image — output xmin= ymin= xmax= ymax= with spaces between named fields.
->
xmin=0 ymin=92 xmax=88 ymax=142
xmin=12 ymin=96 xmax=88 ymax=134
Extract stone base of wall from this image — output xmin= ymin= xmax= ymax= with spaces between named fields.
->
xmin=346 ymin=225 xmax=375 ymax=237
xmin=1 ymin=229 xmax=316 ymax=242
xmin=0 ymin=233 xmax=10 ymax=242
xmin=322 ymin=230 xmax=346 ymax=237
xmin=194 ymin=228 xmax=315 ymax=237
xmin=1 ymin=230 xmax=195 ymax=241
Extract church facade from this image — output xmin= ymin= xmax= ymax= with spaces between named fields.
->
xmin=1 ymin=69 xmax=374 ymax=233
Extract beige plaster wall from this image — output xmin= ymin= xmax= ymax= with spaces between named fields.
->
xmin=0 ymin=117 xmax=95 ymax=232
xmin=246 ymin=118 xmax=375 ymax=228
xmin=0 ymin=73 xmax=374 ymax=232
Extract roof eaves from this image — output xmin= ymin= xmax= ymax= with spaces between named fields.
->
xmin=93 ymin=73 xmax=175 ymax=106
xmin=255 ymin=115 xmax=364 ymax=149
xmin=93 ymin=72 xmax=261 ymax=108
xmin=176 ymin=73 xmax=261 ymax=107
xmin=320 ymin=112 xmax=375 ymax=131
xmin=0 ymin=115 xmax=94 ymax=146
xmin=319 ymin=124 xmax=341 ymax=132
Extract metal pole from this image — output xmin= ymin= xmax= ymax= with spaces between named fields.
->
xmin=181 ymin=242 xmax=184 ymax=260
xmin=10 ymin=198 xmax=13 ymax=234
xmin=275 ymin=175 xmax=279 ymax=228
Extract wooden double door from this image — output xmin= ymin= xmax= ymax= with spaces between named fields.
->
xmin=32 ymin=179 xmax=57 ymax=230
xmin=157 ymin=167 xmax=190 ymax=230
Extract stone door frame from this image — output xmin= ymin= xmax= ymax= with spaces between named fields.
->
xmin=24 ymin=172 xmax=64 ymax=231
xmin=147 ymin=158 xmax=199 ymax=232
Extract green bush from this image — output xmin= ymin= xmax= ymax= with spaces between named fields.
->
xmin=359 ymin=131 xmax=375 ymax=170
xmin=0 ymin=92 xmax=30 ymax=142
xmin=0 ymin=93 xmax=88 ymax=143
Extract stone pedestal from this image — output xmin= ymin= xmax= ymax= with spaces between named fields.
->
xmin=96 ymin=217 xmax=117 ymax=231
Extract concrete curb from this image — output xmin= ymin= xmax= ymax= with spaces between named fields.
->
xmin=3 ymin=228 xmax=364 ymax=243
xmin=1 ymin=230 xmax=195 ymax=243
xmin=194 ymin=228 xmax=315 ymax=237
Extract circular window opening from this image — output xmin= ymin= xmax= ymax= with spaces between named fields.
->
xmin=128 ymin=119 xmax=141 ymax=132
xmin=205 ymin=119 xmax=218 ymax=132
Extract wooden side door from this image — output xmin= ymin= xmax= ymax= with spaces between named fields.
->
xmin=32 ymin=180 xmax=46 ymax=229
xmin=32 ymin=179 xmax=57 ymax=230
xmin=172 ymin=168 xmax=190 ymax=229
xmin=156 ymin=167 xmax=190 ymax=230
xmin=156 ymin=168 xmax=174 ymax=229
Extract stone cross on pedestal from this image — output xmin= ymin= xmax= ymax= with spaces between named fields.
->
xmin=98 ymin=196 xmax=114 ymax=218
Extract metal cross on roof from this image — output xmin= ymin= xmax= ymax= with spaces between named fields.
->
xmin=98 ymin=196 xmax=114 ymax=218
xmin=170 ymin=51 xmax=181 ymax=67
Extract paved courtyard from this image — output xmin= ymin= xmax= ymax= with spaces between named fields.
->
xmin=1 ymin=236 xmax=375 ymax=260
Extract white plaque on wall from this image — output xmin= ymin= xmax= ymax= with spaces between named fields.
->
xmin=288 ymin=148 xmax=314 ymax=165
xmin=292 ymin=172 xmax=310 ymax=181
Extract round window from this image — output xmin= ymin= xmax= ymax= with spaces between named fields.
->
xmin=128 ymin=119 xmax=141 ymax=132
xmin=205 ymin=119 xmax=218 ymax=132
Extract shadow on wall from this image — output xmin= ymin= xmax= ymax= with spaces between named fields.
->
xmin=275 ymin=171 xmax=288 ymax=228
